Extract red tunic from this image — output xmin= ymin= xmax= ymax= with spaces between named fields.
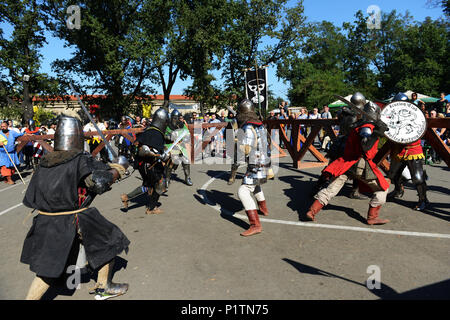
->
xmin=395 ymin=140 xmax=424 ymax=161
xmin=323 ymin=123 xmax=390 ymax=191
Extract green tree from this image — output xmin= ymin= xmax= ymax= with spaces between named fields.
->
xmin=0 ymin=0 xmax=58 ymax=121
xmin=43 ymin=0 xmax=167 ymax=117
xmin=220 ymin=0 xmax=307 ymax=98
xmin=277 ymin=20 xmax=348 ymax=107
xmin=391 ymin=17 xmax=449 ymax=96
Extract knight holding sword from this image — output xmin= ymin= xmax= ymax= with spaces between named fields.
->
xmin=121 ymin=108 xmax=171 ymax=215
xmin=306 ymin=97 xmax=391 ymax=225
xmin=20 ymin=115 xmax=131 ymax=300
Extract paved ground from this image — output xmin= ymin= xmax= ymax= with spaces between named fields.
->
xmin=0 ymin=152 xmax=449 ymax=300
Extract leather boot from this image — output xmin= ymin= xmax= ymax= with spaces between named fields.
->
xmin=366 ymin=206 xmax=389 ymax=225
xmin=257 ymin=200 xmax=269 ymax=216
xmin=240 ymin=210 xmax=262 ymax=236
xmin=5 ymin=176 xmax=14 ymax=185
xmin=182 ymin=163 xmax=193 ymax=186
xmin=146 ymin=207 xmax=163 ymax=214
xmin=165 ymin=167 xmax=173 ymax=189
xmin=120 ymin=194 xmax=129 ymax=210
xmin=305 ymin=200 xmax=324 ymax=221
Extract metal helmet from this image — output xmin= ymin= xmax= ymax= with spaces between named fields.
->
xmin=170 ymin=108 xmax=183 ymax=129
xmin=237 ymin=99 xmax=255 ymax=114
xmin=151 ymin=108 xmax=170 ymax=132
xmin=362 ymin=101 xmax=381 ymax=122
xmin=350 ymin=92 xmax=366 ymax=109
xmin=393 ymin=92 xmax=409 ymax=102
xmin=54 ymin=116 xmax=84 ymax=152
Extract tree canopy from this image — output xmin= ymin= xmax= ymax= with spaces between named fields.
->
xmin=0 ymin=0 xmax=447 ymax=118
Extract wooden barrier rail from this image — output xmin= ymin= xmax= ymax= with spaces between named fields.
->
xmin=14 ymin=118 xmax=450 ymax=170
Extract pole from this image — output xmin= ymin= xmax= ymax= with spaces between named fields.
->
xmin=254 ymin=59 xmax=262 ymax=119
xmin=1 ymin=145 xmax=26 ymax=185
xmin=69 ymin=82 xmax=118 ymax=159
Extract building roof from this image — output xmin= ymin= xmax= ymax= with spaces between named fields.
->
xmin=32 ymin=94 xmax=193 ymax=102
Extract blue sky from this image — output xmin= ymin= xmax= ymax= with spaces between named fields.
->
xmin=0 ymin=0 xmax=445 ymax=101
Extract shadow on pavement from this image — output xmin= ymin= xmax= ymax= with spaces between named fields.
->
xmin=200 ymin=169 xmax=244 ymax=183
xmin=41 ymin=257 xmax=128 ymax=300
xmin=195 ymin=188 xmax=248 ymax=230
xmin=388 ymin=197 xmax=450 ymax=222
xmin=278 ymin=175 xmax=366 ymax=223
xmin=283 ymin=258 xmax=450 ymax=299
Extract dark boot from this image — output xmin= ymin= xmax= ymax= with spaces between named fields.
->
xmin=388 ymin=177 xmax=405 ymax=200
xmin=305 ymin=200 xmax=324 ymax=221
xmin=240 ymin=210 xmax=262 ymax=236
xmin=165 ymin=166 xmax=173 ymax=189
xmin=228 ymin=164 xmax=238 ymax=185
xmin=182 ymin=163 xmax=193 ymax=186
xmin=257 ymin=200 xmax=269 ymax=216
xmin=366 ymin=206 xmax=389 ymax=225
xmin=350 ymin=189 xmax=369 ymax=199
xmin=414 ymin=183 xmax=429 ymax=211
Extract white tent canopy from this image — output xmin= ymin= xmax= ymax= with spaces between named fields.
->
xmin=329 ymin=94 xmax=353 ymax=106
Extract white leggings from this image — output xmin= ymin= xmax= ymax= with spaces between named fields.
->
xmin=315 ymin=174 xmax=388 ymax=207
xmin=238 ymin=184 xmax=265 ymax=211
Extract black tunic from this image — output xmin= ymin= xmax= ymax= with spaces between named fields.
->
xmin=135 ymin=126 xmax=165 ymax=154
xmin=20 ymin=151 xmax=130 ymax=278
xmin=134 ymin=126 xmax=166 ymax=189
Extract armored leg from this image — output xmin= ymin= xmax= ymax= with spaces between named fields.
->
xmin=146 ymin=189 xmax=162 ymax=214
xmin=228 ymin=163 xmax=239 ymax=185
xmin=182 ymin=163 xmax=193 ymax=186
xmin=121 ymin=186 xmax=146 ymax=211
xmin=408 ymin=159 xmax=428 ymax=211
xmin=93 ymin=259 xmax=128 ymax=300
xmin=388 ymin=159 xmax=407 ymax=199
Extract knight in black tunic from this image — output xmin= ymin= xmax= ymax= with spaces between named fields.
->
xmin=20 ymin=116 xmax=130 ymax=300
xmin=121 ymin=108 xmax=170 ymax=215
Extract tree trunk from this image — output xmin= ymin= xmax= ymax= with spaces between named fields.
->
xmin=22 ymin=80 xmax=33 ymax=122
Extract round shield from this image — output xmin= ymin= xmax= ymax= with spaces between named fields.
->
xmin=380 ymin=101 xmax=427 ymax=144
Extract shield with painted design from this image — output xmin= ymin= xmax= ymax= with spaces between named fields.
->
xmin=380 ymin=101 xmax=427 ymax=144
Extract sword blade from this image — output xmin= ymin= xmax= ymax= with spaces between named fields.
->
xmin=69 ymin=82 xmax=118 ymax=159
xmin=165 ymin=129 xmax=188 ymax=155
xmin=333 ymin=95 xmax=376 ymax=121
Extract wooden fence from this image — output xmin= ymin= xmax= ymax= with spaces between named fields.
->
xmin=15 ymin=118 xmax=450 ymax=171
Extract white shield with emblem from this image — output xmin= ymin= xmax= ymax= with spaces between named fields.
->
xmin=380 ymin=101 xmax=427 ymax=144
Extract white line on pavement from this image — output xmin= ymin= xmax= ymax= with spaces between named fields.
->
xmin=0 ymin=203 xmax=23 ymax=217
xmin=0 ymin=178 xmax=31 ymax=193
xmin=200 ymin=174 xmax=450 ymax=240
